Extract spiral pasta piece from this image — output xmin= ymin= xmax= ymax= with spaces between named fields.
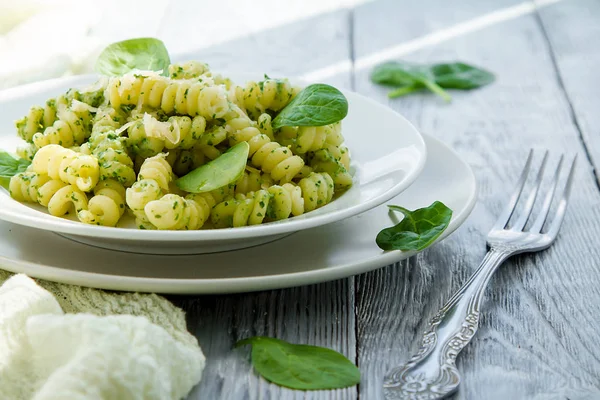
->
xmin=82 ymin=107 xmax=137 ymax=187
xmin=144 ymin=183 xmax=236 ymax=230
xmin=169 ymin=61 xmax=211 ymax=80
xmin=136 ymin=153 xmax=172 ymax=191
xmin=78 ymin=179 xmax=126 ymax=227
xmin=260 ymin=78 xmax=301 ymax=111
xmin=251 ymin=141 xmax=305 ymax=183
xmin=274 ymin=122 xmax=342 ymax=155
xmin=231 ymin=78 xmax=300 ymax=118
xmin=298 ymin=172 xmax=335 ymax=212
xmin=128 ymin=113 xmax=207 ymax=157
xmin=294 ymin=126 xmax=328 ymax=154
xmin=211 ymin=189 xmax=270 ymax=228
xmin=126 ymin=154 xmax=174 ymax=228
xmin=229 ymin=127 xmax=304 ymax=183
xmin=263 ymin=172 xmax=334 ymax=219
xmin=10 ymin=172 xmax=88 ymax=217
xmin=235 ymin=167 xmax=274 ymax=194
xmin=31 ymin=144 xmax=100 ymax=192
xmin=323 ymin=144 xmax=351 ymax=170
xmin=9 ymin=172 xmax=51 ymax=203
xmin=266 ymin=185 xmax=299 ymax=220
xmin=144 ymin=194 xmax=204 ymax=230
xmin=15 ymin=106 xmax=46 ymax=143
xmin=257 ymin=113 xmax=274 ymax=140
xmin=106 ymin=73 xmax=230 ymax=120
xmin=309 ymin=149 xmax=352 ymax=188
xmin=324 ymin=122 xmax=344 ymax=146
xmin=16 ymin=143 xmax=38 ymax=161
xmin=14 ymin=85 xmax=105 ymax=143
xmin=32 ymin=100 xmax=94 ymax=149
xmin=45 ymin=185 xmax=89 ymax=217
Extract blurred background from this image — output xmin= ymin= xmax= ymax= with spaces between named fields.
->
xmin=0 ymin=0 xmax=366 ymax=89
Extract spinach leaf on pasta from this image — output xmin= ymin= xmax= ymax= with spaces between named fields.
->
xmin=175 ymin=142 xmax=249 ymax=193
xmin=272 ymin=84 xmax=348 ymax=128
xmin=95 ymin=38 xmax=171 ymax=76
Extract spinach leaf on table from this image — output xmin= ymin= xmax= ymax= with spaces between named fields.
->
xmin=430 ymin=62 xmax=495 ymax=89
xmin=376 ymin=201 xmax=453 ymax=251
xmin=272 ymin=83 xmax=348 ymax=128
xmin=371 ymin=61 xmax=452 ymax=102
xmin=371 ymin=61 xmax=495 ymax=102
xmin=236 ymin=336 xmax=360 ymax=390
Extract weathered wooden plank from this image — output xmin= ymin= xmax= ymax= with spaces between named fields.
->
xmin=536 ymin=0 xmax=600 ymax=186
xmin=352 ymin=0 xmax=600 ymax=399
xmin=163 ymin=8 xmax=356 ymax=399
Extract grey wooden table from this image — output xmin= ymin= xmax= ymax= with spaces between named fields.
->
xmin=152 ymin=0 xmax=600 ymax=398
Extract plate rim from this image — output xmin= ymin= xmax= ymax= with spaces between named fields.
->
xmin=0 ymin=74 xmax=427 ymax=241
xmin=0 ymin=134 xmax=477 ymax=294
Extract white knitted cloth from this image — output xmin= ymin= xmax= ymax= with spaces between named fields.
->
xmin=0 ymin=271 xmax=205 ymax=399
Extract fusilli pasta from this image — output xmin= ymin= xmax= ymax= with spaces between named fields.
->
xmin=8 ymin=61 xmax=352 ymax=229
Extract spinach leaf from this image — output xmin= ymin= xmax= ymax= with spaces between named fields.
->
xmin=376 ymin=201 xmax=452 ymax=251
xmin=370 ymin=61 xmax=494 ymax=101
xmin=175 ymin=141 xmax=249 ymax=193
xmin=0 ymin=151 xmax=30 ymax=178
xmin=370 ymin=61 xmax=451 ymax=102
xmin=95 ymin=38 xmax=171 ymax=76
xmin=370 ymin=61 xmax=428 ymax=87
xmin=430 ymin=62 xmax=495 ymax=89
xmin=272 ymin=84 xmax=348 ymax=128
xmin=236 ymin=336 xmax=360 ymax=390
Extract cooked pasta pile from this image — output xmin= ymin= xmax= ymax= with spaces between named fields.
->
xmin=9 ymin=62 xmax=352 ymax=230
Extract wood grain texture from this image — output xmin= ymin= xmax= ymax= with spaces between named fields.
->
xmin=163 ymin=8 xmax=358 ymax=399
xmin=535 ymin=0 xmax=600 ymax=186
xmin=352 ymin=0 xmax=600 ymax=399
xmin=173 ymin=281 xmax=356 ymax=400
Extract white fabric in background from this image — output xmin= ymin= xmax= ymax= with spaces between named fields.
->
xmin=0 ymin=0 xmax=101 ymax=88
xmin=0 ymin=274 xmax=205 ymax=400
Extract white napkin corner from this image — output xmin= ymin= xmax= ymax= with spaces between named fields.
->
xmin=0 ymin=274 xmax=205 ymax=400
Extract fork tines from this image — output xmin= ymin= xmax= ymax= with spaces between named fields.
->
xmin=493 ymin=150 xmax=577 ymax=237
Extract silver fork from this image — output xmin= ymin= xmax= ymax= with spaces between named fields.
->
xmin=383 ymin=150 xmax=577 ymax=400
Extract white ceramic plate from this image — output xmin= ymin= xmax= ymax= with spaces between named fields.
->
xmin=0 ymin=134 xmax=476 ymax=294
xmin=0 ymin=74 xmax=427 ymax=254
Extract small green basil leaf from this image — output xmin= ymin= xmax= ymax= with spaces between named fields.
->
xmin=0 ymin=151 xmax=31 ymax=178
xmin=95 ymin=38 xmax=171 ymax=76
xmin=236 ymin=336 xmax=360 ymax=390
xmin=430 ymin=62 xmax=495 ymax=89
xmin=376 ymin=201 xmax=452 ymax=251
xmin=175 ymin=142 xmax=249 ymax=193
xmin=272 ymin=84 xmax=348 ymax=128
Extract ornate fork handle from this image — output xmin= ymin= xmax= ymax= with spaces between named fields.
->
xmin=383 ymin=248 xmax=511 ymax=400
